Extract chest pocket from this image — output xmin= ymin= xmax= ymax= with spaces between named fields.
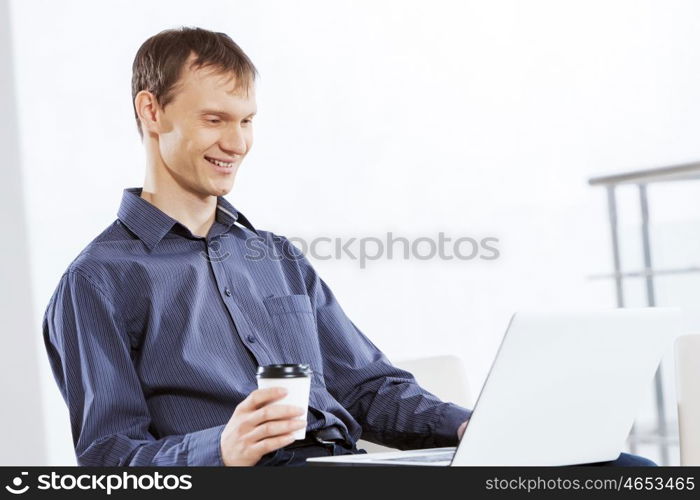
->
xmin=263 ymin=294 xmax=324 ymax=380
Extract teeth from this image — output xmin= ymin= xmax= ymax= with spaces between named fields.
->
xmin=207 ymin=157 xmax=234 ymax=168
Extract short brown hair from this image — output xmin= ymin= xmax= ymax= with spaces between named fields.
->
xmin=131 ymin=26 xmax=258 ymax=137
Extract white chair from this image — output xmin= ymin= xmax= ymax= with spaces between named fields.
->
xmin=357 ymin=355 xmax=472 ymax=453
xmin=675 ymin=334 xmax=700 ymax=465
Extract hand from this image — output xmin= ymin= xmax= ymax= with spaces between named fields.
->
xmin=220 ymin=387 xmax=307 ymax=466
xmin=457 ymin=420 xmax=469 ymax=439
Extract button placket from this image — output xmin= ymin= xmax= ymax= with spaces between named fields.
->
xmin=206 ymin=234 xmax=274 ymax=364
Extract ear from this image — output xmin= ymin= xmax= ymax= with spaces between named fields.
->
xmin=134 ymin=90 xmax=163 ymax=136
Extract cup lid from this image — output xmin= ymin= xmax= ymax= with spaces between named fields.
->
xmin=256 ymin=364 xmax=312 ymax=378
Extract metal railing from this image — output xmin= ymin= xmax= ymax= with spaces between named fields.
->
xmin=589 ymin=161 xmax=700 ymax=465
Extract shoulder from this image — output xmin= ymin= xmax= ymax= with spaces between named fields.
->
xmin=62 ymin=219 xmax=137 ymax=294
xmin=45 ymin=219 xmax=138 ymax=317
xmin=240 ymin=228 xmax=307 ymax=263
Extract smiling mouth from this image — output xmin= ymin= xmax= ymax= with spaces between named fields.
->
xmin=204 ymin=156 xmax=235 ymax=168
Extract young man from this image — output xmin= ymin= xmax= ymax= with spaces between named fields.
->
xmin=42 ymin=27 xmax=471 ymax=467
xmin=43 ymin=27 xmax=653 ymax=467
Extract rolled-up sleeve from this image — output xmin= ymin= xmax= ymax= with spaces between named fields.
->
xmin=285 ymin=238 xmax=472 ymax=450
xmin=42 ymin=269 xmax=225 ymax=466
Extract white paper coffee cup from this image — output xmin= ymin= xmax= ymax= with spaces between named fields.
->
xmin=256 ymin=364 xmax=312 ymax=440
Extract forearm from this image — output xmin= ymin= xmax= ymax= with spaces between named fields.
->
xmin=340 ymin=369 xmax=471 ymax=449
xmin=76 ymin=425 xmax=226 ymax=467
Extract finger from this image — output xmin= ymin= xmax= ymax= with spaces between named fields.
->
xmin=246 ymin=404 xmax=306 ymax=428
xmin=236 ymin=387 xmax=288 ymax=413
xmin=251 ymin=432 xmax=298 ymax=456
xmin=245 ymin=418 xmax=307 ymax=444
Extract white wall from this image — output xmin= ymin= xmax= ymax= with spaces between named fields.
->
xmin=0 ymin=0 xmax=46 ymax=466
xmin=7 ymin=0 xmax=700 ymax=465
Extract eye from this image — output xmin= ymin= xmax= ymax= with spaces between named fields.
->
xmin=207 ymin=118 xmax=222 ymax=124
xmin=242 ymin=118 xmax=253 ymax=125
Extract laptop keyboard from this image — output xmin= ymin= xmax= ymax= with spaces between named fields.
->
xmin=383 ymin=451 xmax=455 ymax=463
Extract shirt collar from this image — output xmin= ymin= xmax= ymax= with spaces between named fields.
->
xmin=117 ymin=187 xmax=257 ymax=250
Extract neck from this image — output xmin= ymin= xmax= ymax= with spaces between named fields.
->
xmin=141 ymin=153 xmax=218 ymax=239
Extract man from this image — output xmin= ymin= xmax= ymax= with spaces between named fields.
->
xmin=42 ymin=27 xmax=470 ymax=467
xmin=43 ymin=27 xmax=652 ymax=467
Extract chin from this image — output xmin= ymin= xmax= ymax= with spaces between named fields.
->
xmin=210 ymin=183 xmax=234 ymax=197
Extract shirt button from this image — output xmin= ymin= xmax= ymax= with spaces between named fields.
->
xmin=224 ymin=287 xmax=232 ymax=297
xmin=247 ymin=335 xmax=256 ymax=343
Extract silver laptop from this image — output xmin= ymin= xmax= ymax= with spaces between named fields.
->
xmin=307 ymin=308 xmax=681 ymax=466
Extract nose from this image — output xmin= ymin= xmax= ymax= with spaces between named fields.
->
xmin=219 ymin=125 xmax=248 ymax=157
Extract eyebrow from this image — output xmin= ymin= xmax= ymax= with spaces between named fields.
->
xmin=199 ymin=109 xmax=257 ymax=119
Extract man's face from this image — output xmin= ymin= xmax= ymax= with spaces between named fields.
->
xmin=153 ymin=59 xmax=257 ymax=198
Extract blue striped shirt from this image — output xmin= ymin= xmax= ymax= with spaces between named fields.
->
xmin=42 ymin=187 xmax=471 ymax=466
